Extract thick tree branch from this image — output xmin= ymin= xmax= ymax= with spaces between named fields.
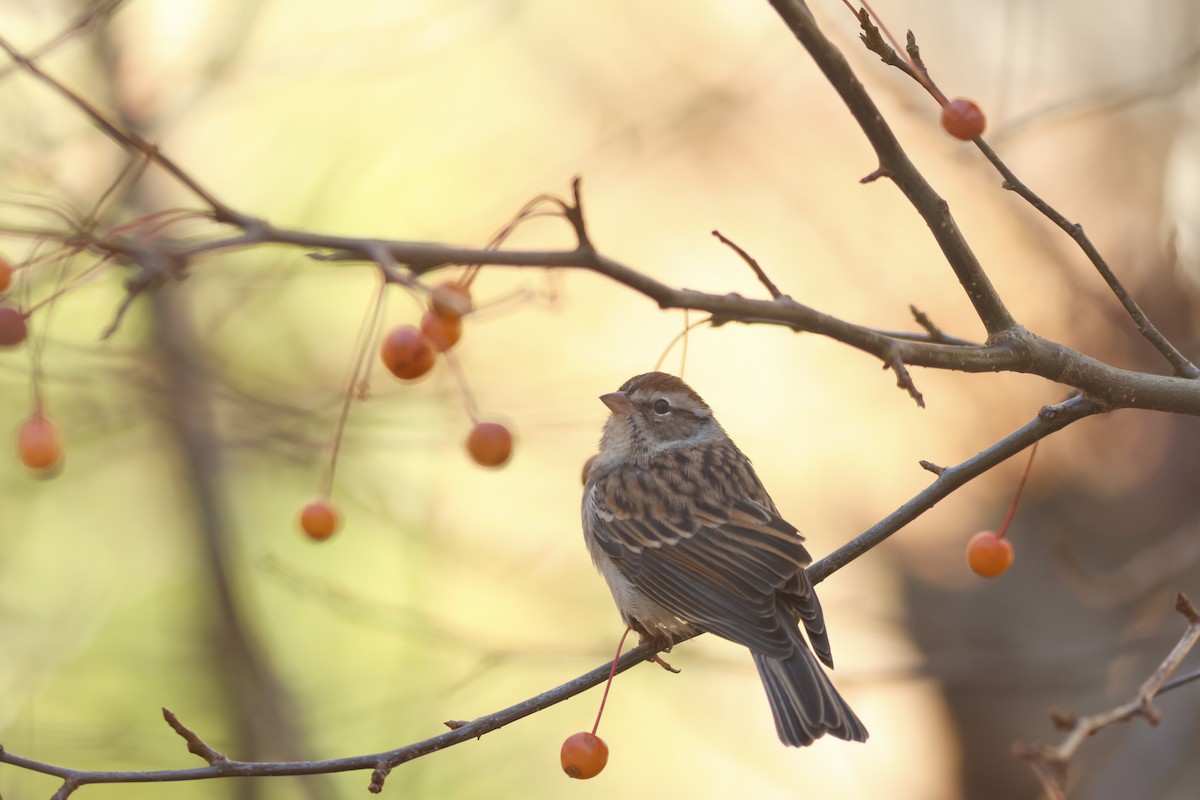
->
xmin=766 ymin=0 xmax=1016 ymax=337
xmin=852 ymin=11 xmax=1199 ymax=379
xmin=13 ymin=196 xmax=1200 ymax=417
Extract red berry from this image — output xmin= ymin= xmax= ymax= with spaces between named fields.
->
xmin=0 ymin=257 xmax=12 ymax=294
xmin=941 ymin=98 xmax=986 ymax=140
xmin=966 ymin=531 xmax=1013 ymax=577
xmin=430 ymin=282 xmax=473 ymax=320
xmin=18 ymin=414 xmax=62 ymax=472
xmin=380 ymin=325 xmax=435 ymax=380
xmin=298 ymin=499 xmax=340 ymax=541
xmin=420 ymin=309 xmax=462 ymax=352
xmin=561 ymin=731 xmax=608 ymax=779
xmin=0 ymin=306 xmax=27 ymax=347
xmin=581 ymin=454 xmax=598 ymax=486
xmin=465 ymin=421 xmax=513 ymax=468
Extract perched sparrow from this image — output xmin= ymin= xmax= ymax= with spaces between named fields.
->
xmin=582 ymin=372 xmax=867 ymax=746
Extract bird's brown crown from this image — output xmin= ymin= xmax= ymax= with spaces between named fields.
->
xmin=618 ymin=372 xmax=710 ymax=409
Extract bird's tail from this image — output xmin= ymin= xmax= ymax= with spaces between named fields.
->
xmin=753 ymin=645 xmax=868 ymax=746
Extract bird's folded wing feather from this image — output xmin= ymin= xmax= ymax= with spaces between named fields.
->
xmin=588 ymin=452 xmax=830 ymax=661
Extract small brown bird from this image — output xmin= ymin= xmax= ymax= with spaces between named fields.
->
xmin=582 ymin=372 xmax=867 ymax=746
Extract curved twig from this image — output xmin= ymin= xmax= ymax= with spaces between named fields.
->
xmin=1013 ymin=594 xmax=1200 ymax=798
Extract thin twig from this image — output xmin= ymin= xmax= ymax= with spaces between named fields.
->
xmin=974 ymin=137 xmax=1200 ymax=379
xmin=906 ymin=304 xmax=973 ymax=345
xmin=0 ymin=0 xmax=126 ymax=82
xmin=1159 ymin=665 xmax=1200 ymax=695
xmin=162 ymin=709 xmax=227 ymax=765
xmin=712 ymin=230 xmax=783 ymax=299
xmin=1013 ymin=593 xmax=1200 ymax=797
xmin=0 ymin=35 xmax=248 ymax=225
xmin=882 ymin=349 xmax=924 ymax=408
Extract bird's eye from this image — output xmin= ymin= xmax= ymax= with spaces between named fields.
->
xmin=651 ymin=398 xmax=671 ymax=415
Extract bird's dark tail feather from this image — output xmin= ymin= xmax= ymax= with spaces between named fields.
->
xmin=753 ymin=646 xmax=868 ymax=746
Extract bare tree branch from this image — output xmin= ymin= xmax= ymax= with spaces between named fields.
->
xmin=0 ymin=641 xmax=665 ymax=795
xmin=851 ymin=9 xmax=1199 ymax=379
xmin=1 ymin=1 xmax=1198 ymax=796
xmin=767 ymin=0 xmax=1017 ymax=336
xmin=711 ymin=230 xmax=784 ymax=299
xmin=0 ymin=393 xmax=1106 ymax=794
xmin=1013 ymin=594 xmax=1200 ymax=798
xmin=0 ymin=34 xmax=246 ymax=224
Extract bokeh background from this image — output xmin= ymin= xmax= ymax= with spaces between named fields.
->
xmin=2 ymin=1 xmax=1200 ymax=798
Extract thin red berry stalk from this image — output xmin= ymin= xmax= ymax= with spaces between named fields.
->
xmin=995 ymin=441 xmax=1039 ymax=539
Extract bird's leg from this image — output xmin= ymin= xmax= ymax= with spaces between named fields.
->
xmin=627 ymin=621 xmax=683 ymax=673
xmin=629 ymin=620 xmax=670 ymax=648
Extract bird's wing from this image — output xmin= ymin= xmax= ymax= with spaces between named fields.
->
xmin=586 ymin=447 xmax=831 ymax=662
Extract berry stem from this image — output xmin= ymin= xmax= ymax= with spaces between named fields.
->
xmin=322 ymin=276 xmax=387 ymax=497
xmin=442 ymin=349 xmax=481 ymax=423
xmin=592 ymin=626 xmax=633 ymax=736
xmin=25 ymin=238 xmax=76 ymax=415
xmin=652 ymin=312 xmax=711 ymax=374
xmin=679 ymin=307 xmax=690 ymax=380
xmin=996 ymin=441 xmax=1039 ymax=538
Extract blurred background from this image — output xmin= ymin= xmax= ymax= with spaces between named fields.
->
xmin=1 ymin=1 xmax=1199 ymax=798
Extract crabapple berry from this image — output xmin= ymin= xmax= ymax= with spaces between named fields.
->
xmin=18 ymin=414 xmax=62 ymax=472
xmin=942 ymin=98 xmax=986 ymax=140
xmin=430 ymin=282 xmax=473 ymax=320
xmin=966 ymin=531 xmax=1013 ymax=578
xmin=298 ymin=499 xmax=340 ymax=541
xmin=0 ymin=306 xmax=27 ymax=347
xmin=560 ymin=731 xmax=608 ymax=779
xmin=420 ymin=309 xmax=462 ymax=352
xmin=466 ymin=421 xmax=513 ymax=468
xmin=380 ymin=325 xmax=434 ymax=380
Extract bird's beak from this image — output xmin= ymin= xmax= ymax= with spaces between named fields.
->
xmin=600 ymin=391 xmax=633 ymax=415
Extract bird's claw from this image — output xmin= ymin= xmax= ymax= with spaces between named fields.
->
xmin=650 ymin=654 xmax=681 ymax=673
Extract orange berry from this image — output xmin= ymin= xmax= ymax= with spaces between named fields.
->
xmin=298 ymin=499 xmax=340 ymax=541
xmin=18 ymin=414 xmax=62 ymax=471
xmin=0 ymin=306 xmax=27 ymax=347
xmin=466 ymin=421 xmax=513 ymax=468
xmin=420 ymin=309 xmax=462 ymax=352
xmin=430 ymin=282 xmax=473 ymax=320
xmin=561 ymin=731 xmax=608 ymax=779
xmin=581 ymin=454 xmax=598 ymax=486
xmin=966 ymin=531 xmax=1013 ymax=577
xmin=941 ymin=98 xmax=986 ymax=140
xmin=380 ymin=325 xmax=435 ymax=381
xmin=0 ymin=257 xmax=12 ymax=293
